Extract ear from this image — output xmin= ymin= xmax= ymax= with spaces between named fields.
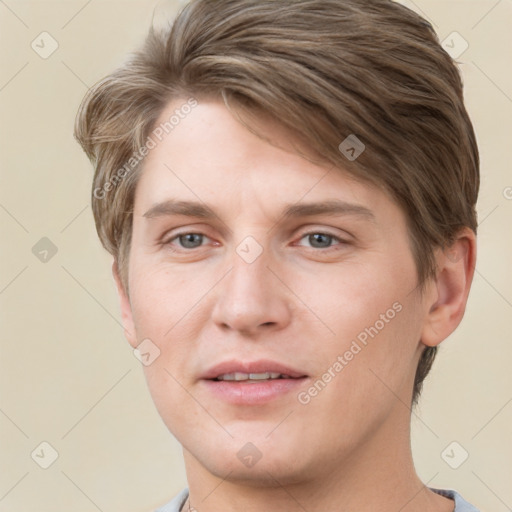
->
xmin=421 ymin=228 xmax=477 ymax=347
xmin=112 ymin=259 xmax=138 ymax=348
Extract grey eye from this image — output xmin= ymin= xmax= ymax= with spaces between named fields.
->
xmin=305 ymin=233 xmax=335 ymax=248
xmin=178 ymin=233 xmax=204 ymax=249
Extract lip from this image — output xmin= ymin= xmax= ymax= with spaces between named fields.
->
xmin=200 ymin=359 xmax=308 ymax=380
xmin=199 ymin=359 xmax=309 ymax=406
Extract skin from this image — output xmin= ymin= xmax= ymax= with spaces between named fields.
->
xmin=113 ymin=98 xmax=476 ymax=512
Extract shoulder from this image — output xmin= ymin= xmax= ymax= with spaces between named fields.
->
xmin=430 ymin=487 xmax=481 ymax=512
xmin=154 ymin=487 xmax=189 ymax=512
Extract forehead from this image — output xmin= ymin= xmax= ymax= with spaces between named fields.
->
xmin=134 ymin=97 xmax=394 ymax=220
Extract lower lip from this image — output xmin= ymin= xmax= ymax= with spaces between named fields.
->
xmin=201 ymin=377 xmax=308 ymax=405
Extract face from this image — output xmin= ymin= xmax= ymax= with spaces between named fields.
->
xmin=117 ymin=98 xmax=434 ymax=485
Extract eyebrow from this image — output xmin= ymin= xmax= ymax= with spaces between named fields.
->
xmin=142 ymin=199 xmax=375 ymax=222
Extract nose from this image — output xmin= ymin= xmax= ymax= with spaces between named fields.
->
xmin=210 ymin=244 xmax=293 ymax=336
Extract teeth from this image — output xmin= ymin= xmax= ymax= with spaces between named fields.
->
xmin=216 ymin=372 xmax=285 ymax=381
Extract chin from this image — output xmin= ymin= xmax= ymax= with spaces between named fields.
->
xmin=188 ymin=432 xmax=310 ymax=484
xmin=202 ymin=451 xmax=308 ymax=488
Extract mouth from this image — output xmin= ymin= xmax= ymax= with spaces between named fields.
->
xmin=201 ymin=359 xmax=308 ymax=381
xmin=212 ymin=372 xmax=303 ymax=382
xmin=200 ymin=360 xmax=309 ymax=405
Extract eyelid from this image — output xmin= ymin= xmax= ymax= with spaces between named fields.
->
xmin=162 ymin=231 xmax=213 ymax=247
xmin=295 ymin=226 xmax=353 ymax=243
xmin=159 ymin=224 xmax=213 ymax=243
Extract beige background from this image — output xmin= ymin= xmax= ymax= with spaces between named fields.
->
xmin=0 ymin=0 xmax=511 ymax=511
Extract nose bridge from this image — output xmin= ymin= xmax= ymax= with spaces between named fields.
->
xmin=211 ymin=236 xmax=291 ymax=334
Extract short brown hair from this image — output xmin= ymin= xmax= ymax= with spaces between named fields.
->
xmin=74 ymin=0 xmax=479 ymax=406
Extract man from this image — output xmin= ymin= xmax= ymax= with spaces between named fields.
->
xmin=74 ymin=1 xmax=480 ymax=510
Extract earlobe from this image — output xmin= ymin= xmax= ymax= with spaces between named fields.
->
xmin=421 ymin=228 xmax=477 ymax=348
xmin=112 ymin=259 xmax=138 ymax=348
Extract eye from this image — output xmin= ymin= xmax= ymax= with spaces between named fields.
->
xmin=165 ymin=232 xmax=211 ymax=250
xmin=162 ymin=230 xmax=348 ymax=252
xmin=296 ymin=231 xmax=347 ymax=250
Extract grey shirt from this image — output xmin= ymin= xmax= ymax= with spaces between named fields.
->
xmin=154 ymin=486 xmax=481 ymax=511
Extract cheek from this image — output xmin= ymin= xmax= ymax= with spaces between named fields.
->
xmin=128 ymin=260 xmax=210 ymax=341
xmin=127 ymin=264 xmax=213 ymax=437
xmin=300 ymin=254 xmax=422 ymax=398
xmin=296 ymin=253 xmax=415 ymax=339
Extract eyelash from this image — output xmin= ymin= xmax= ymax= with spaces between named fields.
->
xmin=162 ymin=230 xmax=348 ymax=252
